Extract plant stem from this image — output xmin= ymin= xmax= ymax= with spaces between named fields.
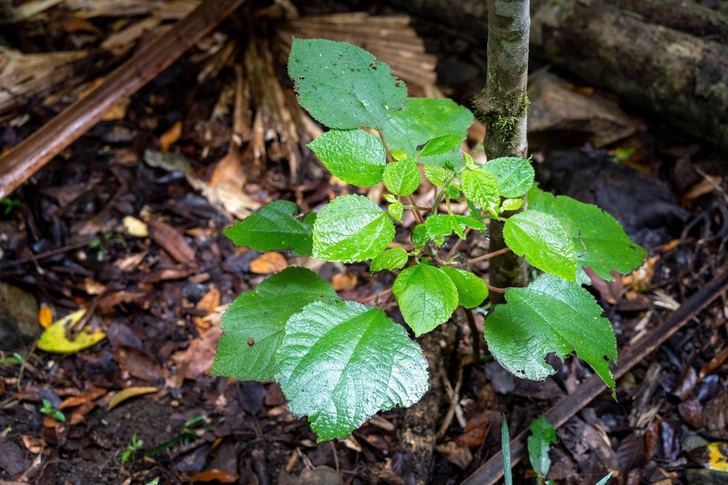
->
xmin=429 ymin=174 xmax=457 ymax=214
xmin=487 ymin=284 xmax=507 ymax=294
xmin=406 ymin=196 xmax=425 ymax=224
xmin=357 ymin=288 xmax=392 ymax=304
xmin=468 ymin=247 xmax=512 ymax=265
xmin=378 ymin=130 xmax=394 ymax=163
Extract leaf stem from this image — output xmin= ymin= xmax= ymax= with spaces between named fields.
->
xmin=468 ymin=247 xmax=512 ymax=265
xmin=378 ymin=130 xmax=393 ymax=163
xmin=407 ymin=196 xmax=425 ymax=225
xmin=430 ymin=174 xmax=457 ymax=214
xmin=487 ymin=284 xmax=507 ymax=294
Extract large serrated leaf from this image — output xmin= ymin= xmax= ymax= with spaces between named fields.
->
xmin=277 ymin=300 xmax=429 ymax=441
xmin=483 ymin=273 xmax=617 ymax=389
xmin=483 ymin=157 xmax=535 ymax=198
xmin=313 ymin=195 xmax=395 ymax=263
xmin=371 ymin=248 xmax=408 ymax=273
xmin=461 ymin=168 xmax=500 ymax=215
xmin=383 ymin=158 xmax=420 ymax=196
xmin=528 ymin=189 xmax=647 ymax=280
xmin=384 ymin=98 xmax=473 ymax=167
xmin=440 ymin=267 xmax=488 ymax=309
xmin=288 ymin=39 xmax=406 ymax=130
xmin=211 ymin=267 xmax=339 ymax=382
xmin=503 ymin=211 xmax=578 ymax=282
xmin=308 ymin=129 xmax=386 ymax=186
xmin=393 ymin=263 xmax=458 ymax=336
xmin=424 ymin=165 xmax=451 ymax=186
xmin=223 ymin=200 xmax=316 ymax=256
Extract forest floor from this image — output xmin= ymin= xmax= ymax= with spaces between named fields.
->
xmin=1 ymin=1 xmax=728 ymax=485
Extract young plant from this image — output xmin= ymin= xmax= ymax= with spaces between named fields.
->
xmin=527 ymin=417 xmax=557 ymax=484
xmin=121 ymin=433 xmax=144 ymax=467
xmin=40 ymin=399 xmax=65 ymax=423
xmin=211 ymin=39 xmax=647 ymax=442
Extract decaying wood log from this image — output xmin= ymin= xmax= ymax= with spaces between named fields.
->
xmin=337 ymin=0 xmax=728 ymax=152
xmin=0 ymin=0 xmax=246 ymax=199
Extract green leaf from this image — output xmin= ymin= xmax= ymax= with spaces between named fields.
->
xmin=393 ymin=263 xmax=458 ymax=336
xmin=308 ymin=129 xmax=386 ymax=186
xmin=424 ymin=165 xmax=451 ymax=186
xmin=528 ymin=417 xmax=556 ymax=479
xmin=389 ymin=201 xmax=404 ymax=222
xmin=503 ymin=211 xmax=577 ymax=281
xmin=390 ymin=149 xmax=408 ymax=161
xmin=383 ymin=158 xmax=420 ymax=196
xmin=277 ymin=300 xmax=429 ymax=441
xmin=371 ymin=248 xmax=409 ymax=273
xmin=461 ymin=169 xmax=500 ymax=215
xmin=445 ymin=184 xmax=462 ymax=200
xmin=211 ymin=267 xmax=339 ymax=382
xmin=483 ymin=273 xmax=618 ymax=389
xmin=411 ymin=224 xmax=429 ymax=248
xmin=288 ymin=39 xmax=406 ymax=130
xmin=483 ymin=157 xmax=535 ymax=198
xmin=424 ymin=214 xmax=486 ymax=245
xmin=500 ymin=198 xmax=523 ymax=212
xmin=313 ymin=195 xmax=395 ymax=263
xmin=595 ymin=473 xmax=614 ymax=485
xmin=224 ymin=200 xmax=316 ymax=256
xmin=502 ymin=416 xmax=513 ymax=485
xmin=384 ymin=98 xmax=473 ymax=167
xmin=528 ymin=189 xmax=647 ymax=280
xmin=419 ymin=135 xmax=463 ymax=157
xmin=440 ymin=267 xmax=488 ymax=309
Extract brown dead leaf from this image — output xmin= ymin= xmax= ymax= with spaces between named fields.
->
xmin=57 ymin=388 xmax=106 ymax=410
xmin=22 ymin=435 xmax=44 ymax=454
xmin=160 ymin=121 xmax=183 ymax=152
xmin=190 ymin=470 xmax=239 ymax=483
xmin=332 ymin=271 xmax=358 ymax=291
xmin=250 ymin=252 xmax=288 ymax=274
xmin=146 ymin=219 xmax=195 ymax=264
xmin=175 ymin=324 xmax=223 ymax=380
xmin=113 ymin=346 xmax=164 ymax=382
xmin=455 ymin=412 xmax=492 ymax=449
xmin=107 ymin=386 xmax=158 ymax=411
xmin=684 ymin=175 xmax=722 ymax=201
xmin=699 ymin=347 xmax=728 ymax=381
xmin=436 ymin=441 xmax=473 ymax=469
xmin=209 ymin=150 xmax=246 ymax=190
xmin=193 ymin=288 xmax=220 ymax=331
xmin=115 ymin=252 xmax=147 ymax=271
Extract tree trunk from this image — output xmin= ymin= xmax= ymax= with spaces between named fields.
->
xmin=475 ymin=0 xmax=530 ymax=299
xmin=333 ymin=0 xmax=728 ymax=152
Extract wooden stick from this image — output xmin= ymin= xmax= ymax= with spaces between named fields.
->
xmin=461 ymin=267 xmax=728 ymax=485
xmin=0 ymin=0 xmax=246 ymax=199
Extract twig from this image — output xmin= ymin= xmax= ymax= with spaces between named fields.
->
xmin=461 ymin=268 xmax=728 ymax=485
xmin=468 ymin=247 xmax=512 ymax=265
xmin=357 ymin=288 xmax=392 ymax=304
xmin=379 ymin=292 xmax=395 ymax=310
xmin=0 ymin=239 xmax=94 ymax=268
xmin=0 ymin=0 xmax=247 ymax=199
xmin=486 ymin=284 xmax=506 ymax=294
xmin=437 ymin=365 xmax=465 ymax=439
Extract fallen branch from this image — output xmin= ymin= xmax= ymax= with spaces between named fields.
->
xmin=461 ymin=267 xmax=728 ymax=485
xmin=0 ymin=0 xmax=246 ymax=199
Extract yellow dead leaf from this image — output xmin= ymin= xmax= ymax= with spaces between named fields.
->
xmin=332 ymin=272 xmax=358 ymax=291
xmin=107 ymin=386 xmax=158 ymax=411
xmin=37 ymin=309 xmax=106 ymax=354
xmin=38 ymin=305 xmax=53 ymax=329
xmin=160 ymin=121 xmax=182 ymax=152
xmin=122 ymin=215 xmax=148 ymax=237
xmin=250 ymin=252 xmax=288 ymax=274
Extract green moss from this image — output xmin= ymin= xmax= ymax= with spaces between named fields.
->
xmin=473 ymin=89 xmax=529 ymax=157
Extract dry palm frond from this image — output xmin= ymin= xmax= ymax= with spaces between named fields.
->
xmin=0 ymin=48 xmax=88 ymax=113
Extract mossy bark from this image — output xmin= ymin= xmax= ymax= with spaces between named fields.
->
xmin=475 ymin=0 xmax=530 ymax=300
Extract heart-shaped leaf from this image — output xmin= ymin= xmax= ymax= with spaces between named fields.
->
xmin=440 ymin=267 xmax=489 ymax=309
xmin=308 ymin=129 xmax=386 ymax=186
xmin=393 ymin=263 xmax=458 ymax=335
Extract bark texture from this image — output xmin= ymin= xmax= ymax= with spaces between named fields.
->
xmin=334 ymin=0 xmax=728 ymax=152
xmin=476 ymin=0 xmax=530 ymax=296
